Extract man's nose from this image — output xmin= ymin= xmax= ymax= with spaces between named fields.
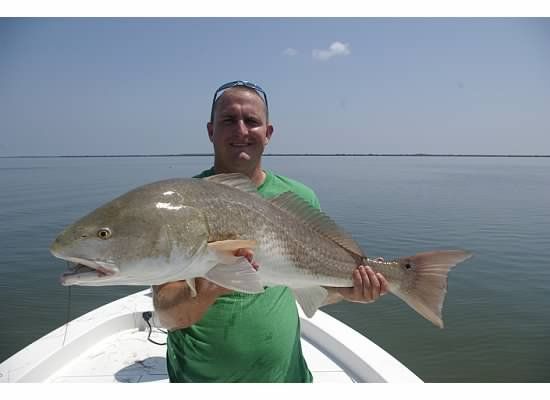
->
xmin=236 ymin=119 xmax=248 ymax=135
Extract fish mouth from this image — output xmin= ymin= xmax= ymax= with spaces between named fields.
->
xmin=57 ymin=256 xmax=119 ymax=285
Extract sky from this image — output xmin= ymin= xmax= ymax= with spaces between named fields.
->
xmin=1 ymin=17 xmax=549 ymax=156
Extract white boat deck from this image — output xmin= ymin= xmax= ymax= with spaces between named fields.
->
xmin=0 ymin=289 xmax=422 ymax=383
xmin=45 ymin=327 xmax=354 ymax=383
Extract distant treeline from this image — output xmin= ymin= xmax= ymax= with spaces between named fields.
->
xmin=2 ymin=153 xmax=549 ymax=158
xmin=270 ymin=154 xmax=550 ymax=158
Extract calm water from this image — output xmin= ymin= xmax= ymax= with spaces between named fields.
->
xmin=0 ymin=156 xmax=549 ymax=382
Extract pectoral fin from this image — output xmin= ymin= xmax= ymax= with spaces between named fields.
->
xmin=203 ymin=239 xmax=262 ymax=294
xmin=205 ymin=259 xmax=264 ymax=294
xmin=292 ymin=286 xmax=329 ymax=318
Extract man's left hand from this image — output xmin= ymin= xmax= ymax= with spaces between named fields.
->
xmin=336 ymin=265 xmax=389 ymax=303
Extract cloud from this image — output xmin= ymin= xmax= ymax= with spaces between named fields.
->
xmin=282 ymin=47 xmax=298 ymax=56
xmin=312 ymin=41 xmax=351 ymax=61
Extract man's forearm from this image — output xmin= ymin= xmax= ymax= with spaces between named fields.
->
xmin=153 ymin=281 xmax=193 ymax=310
xmin=152 ymin=280 xmax=205 ymax=330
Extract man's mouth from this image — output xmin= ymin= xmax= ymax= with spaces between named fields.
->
xmin=226 ymin=142 xmax=254 ymax=161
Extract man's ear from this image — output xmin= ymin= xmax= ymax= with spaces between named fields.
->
xmin=264 ymin=125 xmax=274 ymax=145
xmin=207 ymin=122 xmax=214 ymax=143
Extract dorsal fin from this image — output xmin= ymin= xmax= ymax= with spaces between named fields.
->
xmin=203 ymin=173 xmax=259 ymax=195
xmin=269 ymin=192 xmax=365 ymax=258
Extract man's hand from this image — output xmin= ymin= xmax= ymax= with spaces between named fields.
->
xmin=234 ymin=248 xmax=259 ymax=271
xmin=336 ymin=265 xmax=389 ymax=303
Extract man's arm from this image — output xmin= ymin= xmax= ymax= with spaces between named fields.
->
xmin=152 ymin=279 xmax=230 ymax=330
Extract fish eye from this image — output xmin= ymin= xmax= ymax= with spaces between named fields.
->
xmin=97 ymin=228 xmax=112 ymax=240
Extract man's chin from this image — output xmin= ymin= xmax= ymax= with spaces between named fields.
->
xmin=231 ymin=149 xmax=261 ymax=163
xmin=217 ymin=153 xmax=261 ymax=173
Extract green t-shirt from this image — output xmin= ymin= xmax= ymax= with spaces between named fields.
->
xmin=165 ymin=168 xmax=319 ymax=382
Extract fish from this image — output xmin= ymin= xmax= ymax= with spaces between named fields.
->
xmin=50 ymin=173 xmax=472 ymax=328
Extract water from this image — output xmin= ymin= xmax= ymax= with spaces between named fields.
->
xmin=0 ymin=156 xmax=549 ymax=382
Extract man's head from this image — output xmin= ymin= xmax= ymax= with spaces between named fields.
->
xmin=207 ymin=81 xmax=273 ymax=177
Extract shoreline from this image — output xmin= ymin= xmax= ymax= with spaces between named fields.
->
xmin=2 ymin=153 xmax=550 ymax=159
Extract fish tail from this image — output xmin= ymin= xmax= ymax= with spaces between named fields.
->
xmin=391 ymin=250 xmax=472 ymax=328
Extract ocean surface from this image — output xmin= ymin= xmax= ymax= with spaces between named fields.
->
xmin=0 ymin=155 xmax=548 ymax=382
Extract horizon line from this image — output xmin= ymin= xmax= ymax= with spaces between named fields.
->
xmin=1 ymin=153 xmax=550 ymax=159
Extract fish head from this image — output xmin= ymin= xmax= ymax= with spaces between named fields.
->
xmin=50 ymin=182 xmax=210 ymax=286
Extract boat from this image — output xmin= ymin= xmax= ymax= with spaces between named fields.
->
xmin=0 ymin=288 xmax=422 ymax=383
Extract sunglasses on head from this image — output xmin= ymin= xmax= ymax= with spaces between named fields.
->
xmin=210 ymin=80 xmax=269 ymax=122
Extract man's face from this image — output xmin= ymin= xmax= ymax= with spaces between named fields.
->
xmin=207 ymin=88 xmax=273 ymax=173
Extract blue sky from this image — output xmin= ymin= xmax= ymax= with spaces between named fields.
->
xmin=1 ymin=18 xmax=549 ymax=156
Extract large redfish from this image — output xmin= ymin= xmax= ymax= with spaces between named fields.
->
xmin=50 ymin=174 xmax=472 ymax=328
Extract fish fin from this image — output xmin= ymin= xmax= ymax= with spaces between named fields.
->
xmin=292 ymin=286 xmax=329 ymax=318
xmin=207 ymin=240 xmax=257 ymax=264
xmin=203 ymin=173 xmax=260 ymax=195
xmin=205 ymin=260 xmax=264 ymax=294
xmin=186 ymin=278 xmax=197 ymax=298
xmin=269 ymin=192 xmax=364 ymax=258
xmin=392 ymin=250 xmax=473 ymax=328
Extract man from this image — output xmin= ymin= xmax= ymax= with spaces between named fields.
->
xmin=152 ymin=80 xmax=389 ymax=382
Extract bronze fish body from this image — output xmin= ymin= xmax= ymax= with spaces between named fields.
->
xmin=50 ymin=174 xmax=472 ymax=327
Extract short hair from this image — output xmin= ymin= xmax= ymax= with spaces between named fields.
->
xmin=210 ymin=81 xmax=269 ymax=122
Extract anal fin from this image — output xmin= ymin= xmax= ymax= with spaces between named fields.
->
xmin=292 ymin=286 xmax=329 ymax=318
